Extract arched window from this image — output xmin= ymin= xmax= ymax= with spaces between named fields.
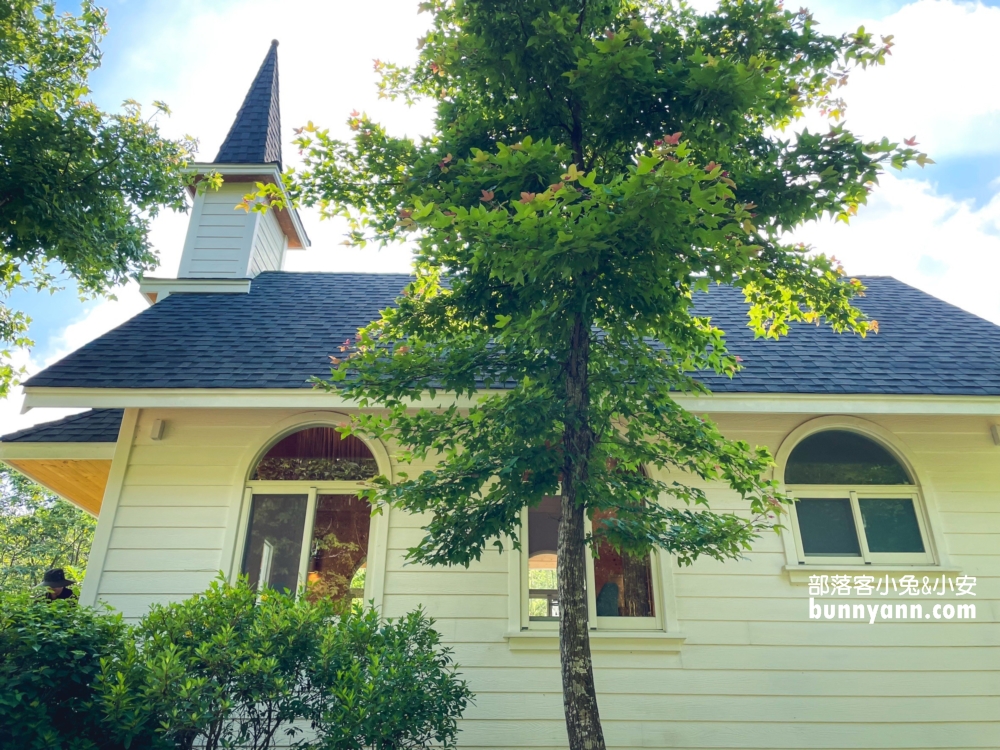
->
xmin=251 ymin=427 xmax=378 ymax=481
xmin=785 ymin=430 xmax=932 ymax=564
xmin=240 ymin=426 xmax=377 ymax=604
xmin=786 ymin=430 xmax=911 ymax=485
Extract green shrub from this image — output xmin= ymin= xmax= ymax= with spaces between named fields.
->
xmin=310 ymin=605 xmax=473 ymax=749
xmin=0 ymin=592 xmax=133 ymax=750
xmin=100 ymin=576 xmax=472 ymax=750
xmin=0 ymin=578 xmax=472 ymax=749
xmin=101 ymin=578 xmax=328 ymax=750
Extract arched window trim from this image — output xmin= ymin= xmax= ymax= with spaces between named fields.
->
xmin=775 ymin=417 xmax=938 ymax=568
xmin=224 ymin=413 xmax=393 ymax=610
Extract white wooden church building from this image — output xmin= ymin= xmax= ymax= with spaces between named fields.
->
xmin=3 ymin=42 xmax=1000 ymax=749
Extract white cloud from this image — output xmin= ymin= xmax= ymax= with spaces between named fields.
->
xmin=816 ymin=1 xmax=1000 ymax=159
xmin=0 ymin=349 xmax=55 ymax=438
xmin=795 ymin=172 xmax=1000 ymax=324
xmin=688 ymin=1 xmax=1000 ymax=160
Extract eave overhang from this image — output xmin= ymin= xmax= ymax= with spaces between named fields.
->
xmin=139 ymin=277 xmax=253 ymax=305
xmin=0 ymin=442 xmax=116 ymax=517
xmin=19 ymin=387 xmax=1000 ymax=417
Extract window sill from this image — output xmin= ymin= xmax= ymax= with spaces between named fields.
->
xmin=505 ymin=630 xmax=686 ymax=653
xmin=783 ymin=564 xmax=961 ymax=585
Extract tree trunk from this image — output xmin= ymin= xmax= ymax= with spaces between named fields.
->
xmin=558 ymin=314 xmax=606 ymax=750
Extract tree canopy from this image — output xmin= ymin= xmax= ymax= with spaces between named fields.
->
xmin=277 ymin=1 xmax=928 ymax=747
xmin=0 ymin=0 xmax=194 ymax=395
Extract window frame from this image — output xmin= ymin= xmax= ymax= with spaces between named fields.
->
xmin=516 ymin=506 xmax=666 ymax=632
xmin=777 ymin=417 xmax=942 ymax=570
xmin=787 ymin=486 xmax=934 ymax=566
xmin=234 ymin=481 xmax=380 ymax=601
xmin=224 ymin=415 xmax=395 ymax=609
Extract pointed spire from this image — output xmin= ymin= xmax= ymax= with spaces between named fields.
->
xmin=214 ymin=40 xmax=282 ymax=168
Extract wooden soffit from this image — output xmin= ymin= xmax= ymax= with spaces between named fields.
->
xmin=4 ymin=459 xmax=111 ymax=517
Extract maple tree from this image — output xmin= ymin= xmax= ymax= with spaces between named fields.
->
xmin=0 ymin=0 xmax=193 ymax=395
xmin=277 ymin=1 xmax=927 ymax=747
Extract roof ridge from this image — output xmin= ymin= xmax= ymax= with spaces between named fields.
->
xmin=214 ymin=40 xmax=282 ymax=168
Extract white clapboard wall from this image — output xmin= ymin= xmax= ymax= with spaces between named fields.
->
xmin=86 ymin=407 xmax=1000 ymax=750
xmin=177 ymin=184 xmax=287 ymax=279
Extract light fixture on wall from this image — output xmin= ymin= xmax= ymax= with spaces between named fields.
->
xmin=151 ymin=419 xmax=165 ymax=441
xmin=991 ymin=424 xmax=1000 ymax=447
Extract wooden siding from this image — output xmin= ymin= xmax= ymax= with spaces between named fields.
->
xmin=178 ymin=185 xmax=287 ymax=279
xmin=92 ymin=410 xmax=250 ymax=611
xmin=89 ymin=408 xmax=1000 ymax=749
xmin=248 ymin=208 xmax=285 ymax=276
xmin=178 ymin=185 xmax=256 ymax=278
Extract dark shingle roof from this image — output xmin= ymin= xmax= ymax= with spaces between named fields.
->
xmin=22 ymin=272 xmax=1000 ymax=396
xmin=0 ymin=409 xmax=123 ymax=443
xmin=26 ymin=273 xmax=411 ymax=390
xmin=214 ymin=40 xmax=282 ymax=168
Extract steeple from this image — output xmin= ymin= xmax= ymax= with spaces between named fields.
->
xmin=214 ymin=40 xmax=282 ymax=168
xmin=139 ymin=39 xmax=308 ymax=296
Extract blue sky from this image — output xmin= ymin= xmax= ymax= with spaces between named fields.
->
xmin=4 ymin=0 xmax=1000 ymax=431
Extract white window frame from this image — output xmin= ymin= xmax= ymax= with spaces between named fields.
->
xmin=233 ymin=481 xmax=383 ymax=602
xmin=787 ymin=485 xmax=934 ymax=566
xmin=514 ymin=506 xmax=667 ymax=632
xmin=775 ymin=416 xmax=944 ymax=571
xmin=222 ymin=414 xmax=395 ymax=609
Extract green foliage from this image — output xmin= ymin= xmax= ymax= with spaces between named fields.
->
xmin=0 ymin=0 xmax=195 ymax=396
xmin=100 ymin=577 xmax=322 ymax=750
xmin=0 ymin=576 xmax=471 ymax=750
xmin=285 ymin=0 xmax=928 ymax=565
xmin=99 ymin=576 xmax=472 ymax=750
xmin=253 ymin=456 xmax=379 ymax=481
xmin=278 ymin=4 xmax=930 ymax=743
xmin=309 ymin=605 xmax=473 ymax=749
xmin=0 ymin=591 xmax=132 ymax=750
xmin=0 ymin=465 xmax=95 ymax=594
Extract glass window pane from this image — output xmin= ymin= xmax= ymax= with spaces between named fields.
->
xmin=253 ymin=427 xmax=378 ymax=481
xmin=307 ymin=494 xmax=371 ymax=604
xmin=785 ymin=430 xmax=911 ymax=485
xmin=528 ymin=496 xmax=561 ymax=620
xmin=592 ymin=510 xmax=655 ymax=617
xmin=796 ymin=498 xmax=861 ymax=557
xmin=860 ymin=498 xmax=925 ymax=553
xmin=242 ymin=494 xmax=307 ymax=593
